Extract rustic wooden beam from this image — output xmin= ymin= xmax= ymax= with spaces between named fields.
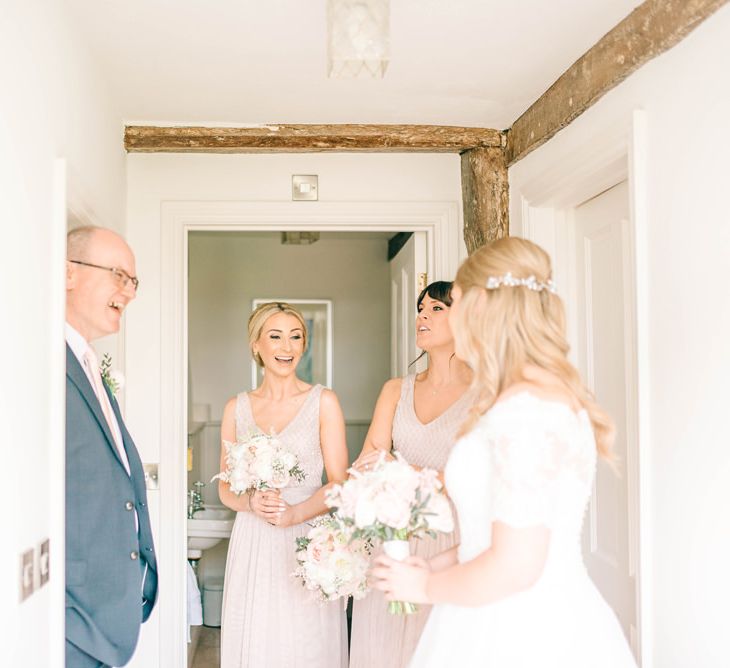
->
xmin=124 ymin=124 xmax=503 ymax=153
xmin=506 ymin=0 xmax=729 ymax=165
xmin=461 ymin=147 xmax=509 ymax=253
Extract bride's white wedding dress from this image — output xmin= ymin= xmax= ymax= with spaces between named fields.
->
xmin=410 ymin=392 xmax=637 ymax=668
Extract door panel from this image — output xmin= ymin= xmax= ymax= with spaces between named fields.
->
xmin=574 ymin=181 xmax=638 ymax=653
xmin=389 ymin=233 xmax=427 ymax=377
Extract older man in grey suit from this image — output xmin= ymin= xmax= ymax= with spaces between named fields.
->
xmin=65 ymin=226 xmax=157 ymax=668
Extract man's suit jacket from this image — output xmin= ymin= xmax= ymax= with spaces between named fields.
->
xmin=65 ymin=345 xmax=158 ymax=668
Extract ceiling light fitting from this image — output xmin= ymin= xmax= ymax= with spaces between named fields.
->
xmin=327 ymin=0 xmax=390 ymax=79
xmin=281 ymin=232 xmax=320 ymax=245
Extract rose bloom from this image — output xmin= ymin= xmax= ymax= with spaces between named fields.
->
xmin=373 ymin=489 xmax=412 ymax=530
xmin=280 ymin=451 xmax=297 ymax=471
xmin=268 ymin=468 xmax=291 ymax=489
xmin=354 ymin=487 xmax=380 ymax=529
xmin=226 ymin=444 xmax=249 ymax=468
xmin=228 ymin=467 xmax=254 ymax=493
xmin=331 ymin=478 xmax=359 ymax=518
xmin=246 ymin=435 xmax=271 ymax=456
xmin=305 ymin=562 xmax=337 ymax=595
xmin=250 ymin=448 xmax=274 ymax=482
xmin=382 ymin=457 xmax=420 ymax=500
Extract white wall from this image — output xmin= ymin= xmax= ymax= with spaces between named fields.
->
xmin=509 ymin=7 xmax=730 ymax=667
xmin=0 ymin=2 xmax=126 ymax=667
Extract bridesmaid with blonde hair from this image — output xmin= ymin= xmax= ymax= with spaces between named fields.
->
xmin=218 ymin=302 xmax=349 ymax=668
xmin=348 ymin=281 xmax=473 ymax=668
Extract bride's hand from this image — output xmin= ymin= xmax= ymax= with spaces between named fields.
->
xmin=370 ymin=554 xmax=431 ymax=604
xmin=366 ymin=550 xmax=430 ymax=587
xmin=249 ymin=489 xmax=286 ymax=523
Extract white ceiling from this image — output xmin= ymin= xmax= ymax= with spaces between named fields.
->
xmin=65 ymin=0 xmax=641 ymax=129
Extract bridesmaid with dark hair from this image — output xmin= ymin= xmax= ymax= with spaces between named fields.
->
xmin=348 ymin=281 xmax=474 ymax=668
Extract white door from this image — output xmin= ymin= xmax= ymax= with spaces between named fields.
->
xmin=573 ymin=180 xmax=639 ymax=655
xmin=389 ymin=232 xmax=428 ymax=377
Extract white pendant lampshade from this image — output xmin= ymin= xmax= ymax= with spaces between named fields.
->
xmin=327 ymin=0 xmax=390 ymax=78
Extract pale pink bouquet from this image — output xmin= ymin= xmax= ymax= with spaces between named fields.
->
xmin=293 ymin=514 xmax=372 ymax=605
xmin=324 ymin=452 xmax=454 ymax=614
xmin=212 ymin=431 xmax=305 ymax=494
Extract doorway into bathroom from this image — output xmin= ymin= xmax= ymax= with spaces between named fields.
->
xmin=156 ymin=198 xmax=462 ymax=667
xmin=185 ymin=229 xmax=432 ymax=666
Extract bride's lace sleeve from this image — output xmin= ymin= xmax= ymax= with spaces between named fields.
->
xmin=490 ymin=410 xmax=589 ymax=528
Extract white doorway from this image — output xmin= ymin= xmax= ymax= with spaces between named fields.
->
xmin=512 ymin=120 xmax=646 ymax=664
xmin=572 ymin=181 xmax=639 ymax=652
xmin=186 ymin=230 xmax=407 ymax=665
xmin=154 ymin=200 xmax=461 ymax=668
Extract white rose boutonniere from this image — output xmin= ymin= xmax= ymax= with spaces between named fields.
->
xmin=100 ymin=353 xmax=125 ymax=397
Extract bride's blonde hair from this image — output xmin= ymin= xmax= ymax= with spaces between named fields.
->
xmin=453 ymin=237 xmax=614 ymax=459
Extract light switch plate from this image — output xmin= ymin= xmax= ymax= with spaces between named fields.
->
xmin=38 ymin=539 xmax=50 ymax=588
xmin=292 ymin=175 xmax=318 ymax=201
xmin=20 ymin=549 xmax=34 ymax=601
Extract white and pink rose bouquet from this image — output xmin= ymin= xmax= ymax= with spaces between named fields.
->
xmin=212 ymin=431 xmax=305 ymax=494
xmin=324 ymin=452 xmax=454 ymax=614
xmin=293 ymin=514 xmax=372 ymax=605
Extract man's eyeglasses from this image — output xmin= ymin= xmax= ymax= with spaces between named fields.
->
xmin=69 ymin=260 xmax=140 ymax=292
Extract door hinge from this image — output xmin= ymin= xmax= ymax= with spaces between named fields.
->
xmin=418 ymin=273 xmax=428 ymax=291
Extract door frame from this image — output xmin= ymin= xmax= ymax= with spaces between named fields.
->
xmin=158 ymin=200 xmax=461 ymax=667
xmin=509 ymin=110 xmax=652 ymax=666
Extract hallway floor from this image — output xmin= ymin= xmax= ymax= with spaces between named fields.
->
xmin=191 ymin=626 xmax=220 ymax=667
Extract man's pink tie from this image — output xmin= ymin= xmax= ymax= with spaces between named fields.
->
xmin=83 ymin=347 xmax=131 ymax=475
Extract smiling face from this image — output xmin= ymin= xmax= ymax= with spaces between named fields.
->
xmin=65 ymin=229 xmax=137 ymax=342
xmin=252 ymin=312 xmax=306 ymax=378
xmin=416 ymin=293 xmax=454 ymax=352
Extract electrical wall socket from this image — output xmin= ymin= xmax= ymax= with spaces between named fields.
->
xmin=143 ymin=463 xmax=159 ymax=490
xmin=20 ymin=549 xmax=34 ymax=601
xmin=38 ymin=539 xmax=50 ymax=588
xmin=19 ymin=538 xmax=50 ymax=602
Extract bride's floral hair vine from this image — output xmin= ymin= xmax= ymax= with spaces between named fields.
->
xmin=485 ymin=272 xmax=557 ymax=294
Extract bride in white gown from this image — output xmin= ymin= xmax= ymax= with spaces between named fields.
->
xmin=373 ymin=237 xmax=637 ymax=668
